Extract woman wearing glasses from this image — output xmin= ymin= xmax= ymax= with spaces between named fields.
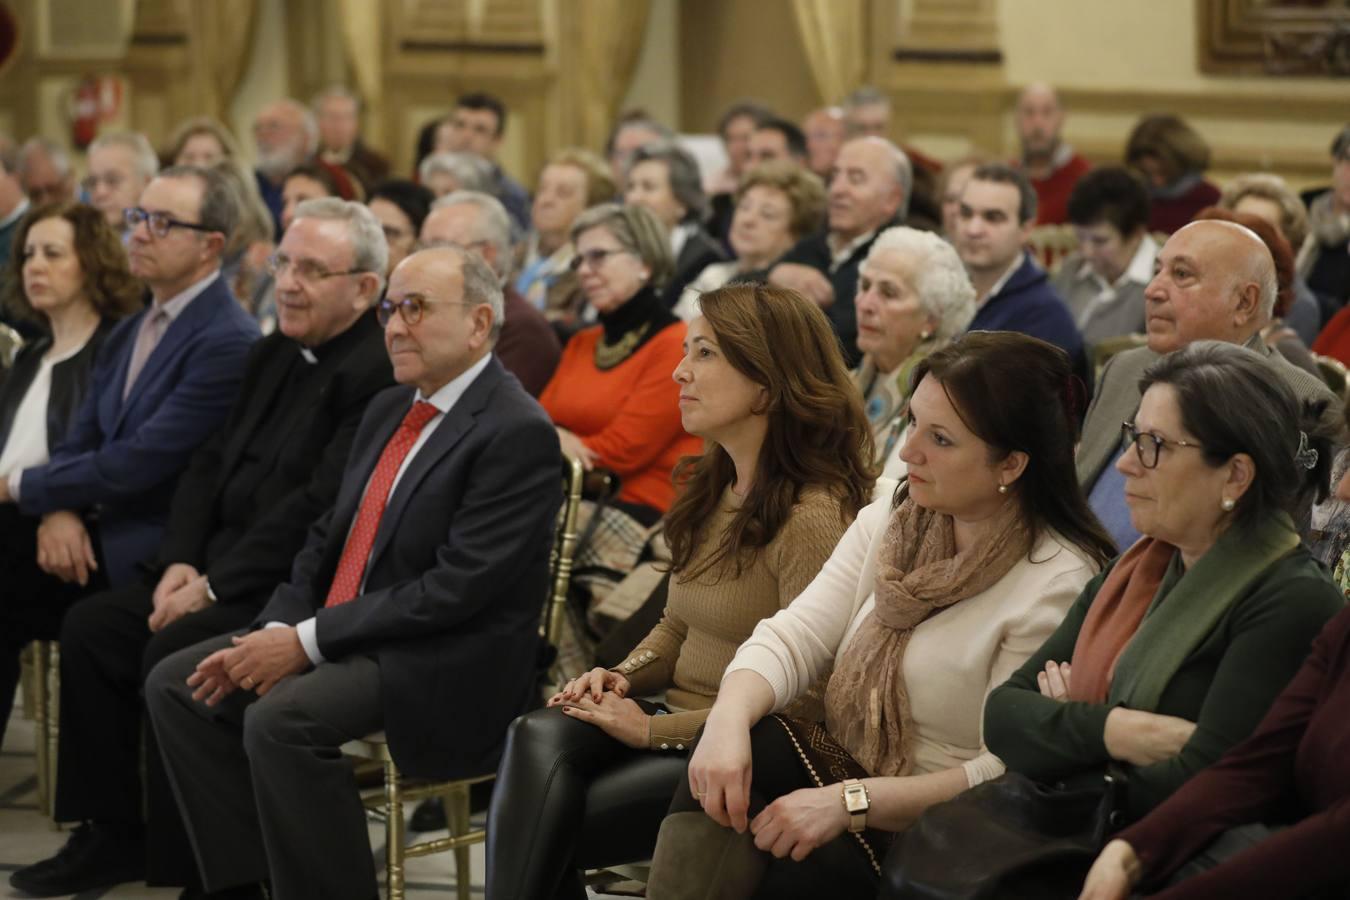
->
xmin=538 ymin=203 xmax=702 ymax=524
xmin=0 ymin=201 xmax=141 ymax=747
xmin=940 ymin=341 xmax=1345 ymax=898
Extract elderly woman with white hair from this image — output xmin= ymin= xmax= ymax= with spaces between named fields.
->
xmin=852 ymin=226 xmax=976 ymax=479
xmin=418 ymin=151 xmax=494 ymax=199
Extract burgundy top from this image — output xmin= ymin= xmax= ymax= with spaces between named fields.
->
xmin=1029 ymin=152 xmax=1092 ymax=226
xmin=1120 ymin=605 xmax=1350 ymax=899
xmin=1147 ymin=179 xmax=1222 ymax=235
xmin=496 ymin=286 xmax=561 ymax=398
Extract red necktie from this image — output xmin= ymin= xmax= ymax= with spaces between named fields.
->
xmin=324 ymin=401 xmax=440 ymax=607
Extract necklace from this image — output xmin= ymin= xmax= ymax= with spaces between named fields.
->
xmin=594 ymin=321 xmax=651 ymax=370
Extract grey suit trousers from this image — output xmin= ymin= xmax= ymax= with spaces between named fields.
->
xmin=144 ymin=631 xmax=383 ymax=900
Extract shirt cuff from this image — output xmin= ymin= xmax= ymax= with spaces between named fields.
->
xmin=8 ymin=469 xmax=22 ymax=502
xmin=265 ymin=618 xmax=325 ymax=665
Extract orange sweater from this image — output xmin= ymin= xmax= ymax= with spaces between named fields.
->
xmin=540 ymin=323 xmax=701 ymax=512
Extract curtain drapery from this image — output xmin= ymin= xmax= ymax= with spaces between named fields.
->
xmin=791 ymin=0 xmax=867 ymax=106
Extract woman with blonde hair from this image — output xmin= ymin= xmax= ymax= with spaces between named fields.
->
xmin=486 ymin=284 xmax=875 ymax=900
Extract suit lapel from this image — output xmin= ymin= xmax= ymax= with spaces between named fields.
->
xmin=364 ymin=360 xmax=502 ymax=570
xmin=113 ymin=278 xmax=222 ymax=432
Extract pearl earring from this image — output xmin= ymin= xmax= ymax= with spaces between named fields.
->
xmin=1220 ymin=497 xmax=1235 ymax=511
xmin=919 ymin=329 xmax=933 ymax=341
xmin=997 ymin=484 xmax=1008 ymax=495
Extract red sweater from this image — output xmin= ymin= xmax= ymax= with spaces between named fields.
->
xmin=1026 ymin=152 xmax=1092 ymax=226
xmin=539 ymin=322 xmax=701 ymax=513
xmin=1120 ymin=606 xmax=1350 ymax=899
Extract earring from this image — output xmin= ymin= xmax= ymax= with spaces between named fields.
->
xmin=997 ymin=484 xmax=1008 ymax=495
xmin=1220 ymin=497 xmax=1235 ymax=511
xmin=919 ymin=329 xmax=933 ymax=341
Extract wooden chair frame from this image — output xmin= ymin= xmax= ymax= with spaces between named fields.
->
xmin=343 ymin=454 xmax=587 ymax=900
xmin=25 ymin=640 xmax=60 ymax=824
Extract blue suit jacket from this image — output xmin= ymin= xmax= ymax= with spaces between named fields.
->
xmin=19 ymin=274 xmax=259 ymax=586
xmin=967 ymin=251 xmax=1086 ymax=379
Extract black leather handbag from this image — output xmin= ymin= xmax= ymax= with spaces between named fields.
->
xmin=879 ymin=770 xmax=1124 ymax=900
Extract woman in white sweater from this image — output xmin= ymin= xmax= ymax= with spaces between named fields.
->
xmin=645 ymin=331 xmax=1117 ymax=899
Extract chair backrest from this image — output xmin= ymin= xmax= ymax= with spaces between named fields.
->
xmin=0 ymin=323 xmax=24 ymax=369
xmin=541 ymin=454 xmax=586 ymax=648
xmin=1027 ymin=224 xmax=1079 ymax=274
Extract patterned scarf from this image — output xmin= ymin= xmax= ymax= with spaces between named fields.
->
xmin=823 ymin=493 xmax=1032 ymax=776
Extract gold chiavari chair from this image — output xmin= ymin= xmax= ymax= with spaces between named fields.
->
xmin=343 ymin=453 xmax=587 ymax=900
xmin=27 ymin=640 xmax=60 ymax=823
xmin=1026 ymin=224 xmax=1080 ymax=274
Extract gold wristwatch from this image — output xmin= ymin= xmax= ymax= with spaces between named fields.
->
xmin=841 ymin=778 xmax=869 ymax=833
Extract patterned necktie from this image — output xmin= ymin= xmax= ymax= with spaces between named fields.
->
xmin=323 ymin=400 xmax=440 ymax=607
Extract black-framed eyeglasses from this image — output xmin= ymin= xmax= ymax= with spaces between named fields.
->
xmin=1121 ymin=421 xmax=1205 ymax=469
xmin=376 ymin=295 xmax=476 ymax=327
xmin=124 ymin=207 xmax=216 ymax=239
xmin=265 ymin=253 xmax=368 ymax=284
xmin=568 ymin=247 xmax=628 ymax=272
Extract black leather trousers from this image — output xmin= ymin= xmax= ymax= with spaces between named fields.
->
xmin=485 ymin=702 xmax=688 ymax=900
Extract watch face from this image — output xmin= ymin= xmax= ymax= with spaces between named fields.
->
xmin=844 ymin=785 xmax=868 ymax=812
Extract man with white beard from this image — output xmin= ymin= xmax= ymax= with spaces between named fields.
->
xmin=252 ymin=99 xmax=318 ymax=238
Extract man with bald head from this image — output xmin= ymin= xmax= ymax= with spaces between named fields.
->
xmin=145 ymin=244 xmax=561 ymax=899
xmin=769 ymin=135 xmax=910 ymax=365
xmin=253 ymin=99 xmax=318 ymax=236
xmin=1078 ymin=219 xmax=1338 ymax=547
xmin=1013 ymin=82 xmax=1092 ymax=225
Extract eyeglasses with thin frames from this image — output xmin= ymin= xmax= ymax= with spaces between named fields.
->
xmin=568 ymin=247 xmax=629 ymax=272
xmin=124 ymin=207 xmax=217 ymax=239
xmin=265 ymin=253 xmax=368 ymax=284
xmin=1121 ymin=421 xmax=1206 ymax=469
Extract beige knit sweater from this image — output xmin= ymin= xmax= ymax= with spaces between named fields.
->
xmin=614 ymin=487 xmax=851 ymax=750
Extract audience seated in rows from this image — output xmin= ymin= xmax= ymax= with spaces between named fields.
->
xmin=0 ymin=134 xmax=31 ymax=318
xmin=435 ymin=92 xmax=531 ymax=231
xmin=0 ymin=202 xmax=142 ymax=747
xmin=676 ymin=160 xmax=826 ymax=318
xmin=901 ymin=342 xmax=1346 ymax=899
xmin=1013 ymin=83 xmax=1093 ymax=226
xmin=17 ymin=137 xmax=77 ymax=207
xmin=801 ymin=106 xmax=847 ymax=180
xmin=606 ymin=112 xmax=675 ymax=186
xmin=418 ymin=149 xmax=493 ymax=199
xmin=1301 ymin=124 xmax=1350 ymax=318
xmin=956 ymin=163 xmax=1086 ymax=376
xmin=8 ymin=198 xmax=395 ymax=897
xmin=251 ymin=99 xmax=317 ymax=237
xmin=1051 ymin=166 xmax=1157 ymax=345
xmin=748 ymin=117 xmax=808 ymax=168
xmin=539 ymin=203 xmax=701 ymax=520
xmin=626 ymin=141 xmax=729 ymax=307
xmin=1125 ymin=113 xmax=1220 ymax=235
xmin=420 ymin=190 xmax=561 ymax=396
xmin=645 ymin=332 xmax=1113 ymax=899
xmin=84 ymin=131 xmax=159 ymax=239
xmin=366 ymin=178 xmax=434 ymax=274
xmin=142 ymin=245 xmax=561 ymax=900
xmin=705 ymin=101 xmax=771 ymax=250
xmin=841 ymin=86 xmax=941 ymax=230
xmin=770 ymin=136 xmax=910 ymax=367
xmin=935 ymin=155 xmax=984 ymax=242
xmin=852 ymin=226 xmax=975 ymax=480
xmin=1078 ymin=219 xmax=1339 ymax=549
xmin=484 ymin=284 xmax=876 ymax=900
xmin=514 ymin=147 xmax=616 ymax=325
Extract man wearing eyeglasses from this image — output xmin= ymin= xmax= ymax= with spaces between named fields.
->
xmin=1077 ymin=219 xmax=1338 ymax=549
xmin=145 ymin=245 xmax=560 ymax=900
xmin=9 ymin=198 xmax=395 ymax=897
xmin=84 ymin=131 xmax=158 ymax=236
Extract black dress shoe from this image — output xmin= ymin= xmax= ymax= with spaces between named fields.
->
xmin=9 ymin=822 xmax=146 ymax=897
xmin=408 ymin=780 xmax=495 ymax=832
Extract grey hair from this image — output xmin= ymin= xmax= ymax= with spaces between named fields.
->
xmin=630 ymin=140 xmax=708 ymax=224
xmin=311 ymin=84 xmax=360 ymax=113
xmin=430 ymin=190 xmax=514 ymax=281
xmin=280 ymin=99 xmax=320 ymax=153
xmin=418 ymin=152 xmax=493 ymax=193
xmin=411 ymin=245 xmax=505 ymax=341
xmin=292 ymin=197 xmax=389 ymax=293
xmin=890 ymin=143 xmax=914 ymax=222
xmin=157 ymin=164 xmax=240 ymax=249
xmin=570 ymin=202 xmax=674 ymax=289
xmin=866 ymin=226 xmax=975 ymax=340
xmin=89 ymin=131 xmax=160 ymax=182
xmin=843 ymin=85 xmax=891 ymax=111
xmin=18 ymin=137 xmax=72 ymax=178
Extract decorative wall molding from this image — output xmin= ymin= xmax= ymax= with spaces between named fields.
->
xmin=1199 ymin=0 xmax=1350 ymax=77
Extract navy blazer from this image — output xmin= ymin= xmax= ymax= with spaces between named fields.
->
xmin=18 ymin=275 xmax=259 ymax=586
xmin=256 ymin=356 xmax=562 ymax=780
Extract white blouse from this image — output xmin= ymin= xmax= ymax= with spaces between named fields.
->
xmin=0 ymin=342 xmax=86 ymax=479
xmin=726 ymin=495 xmax=1096 ymax=787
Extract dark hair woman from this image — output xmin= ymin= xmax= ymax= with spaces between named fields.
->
xmin=485 ymin=284 xmax=876 ymax=900
xmin=645 ymin=331 xmax=1113 ymax=899
xmin=0 ymin=201 xmax=142 ymax=747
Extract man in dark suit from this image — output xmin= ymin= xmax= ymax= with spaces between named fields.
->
xmin=9 ymin=199 xmax=395 ymax=896
xmin=145 ymin=246 xmax=561 ymax=900
xmin=0 ymin=165 xmax=257 ymax=751
xmin=1077 ymin=219 xmax=1339 ymax=550
xmin=768 ymin=136 xmax=910 ymax=366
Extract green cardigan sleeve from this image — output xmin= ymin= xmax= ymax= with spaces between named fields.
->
xmin=984 ymin=567 xmax=1115 ymax=779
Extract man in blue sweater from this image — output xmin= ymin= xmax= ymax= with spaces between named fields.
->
xmin=957 ymin=162 xmax=1085 ymax=377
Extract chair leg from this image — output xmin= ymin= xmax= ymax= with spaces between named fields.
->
xmin=445 ymin=782 xmax=472 ymax=900
xmin=31 ymin=642 xmax=50 ymax=819
xmin=46 ymin=643 xmax=60 ymax=823
xmin=19 ymin=643 xmax=36 ymax=719
xmin=384 ymin=760 xmax=404 ymax=900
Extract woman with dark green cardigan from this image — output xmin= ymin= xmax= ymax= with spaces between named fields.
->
xmin=984 ymin=341 xmax=1345 ymax=827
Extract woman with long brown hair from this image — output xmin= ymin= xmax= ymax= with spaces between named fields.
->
xmin=484 ymin=284 xmax=875 ymax=900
